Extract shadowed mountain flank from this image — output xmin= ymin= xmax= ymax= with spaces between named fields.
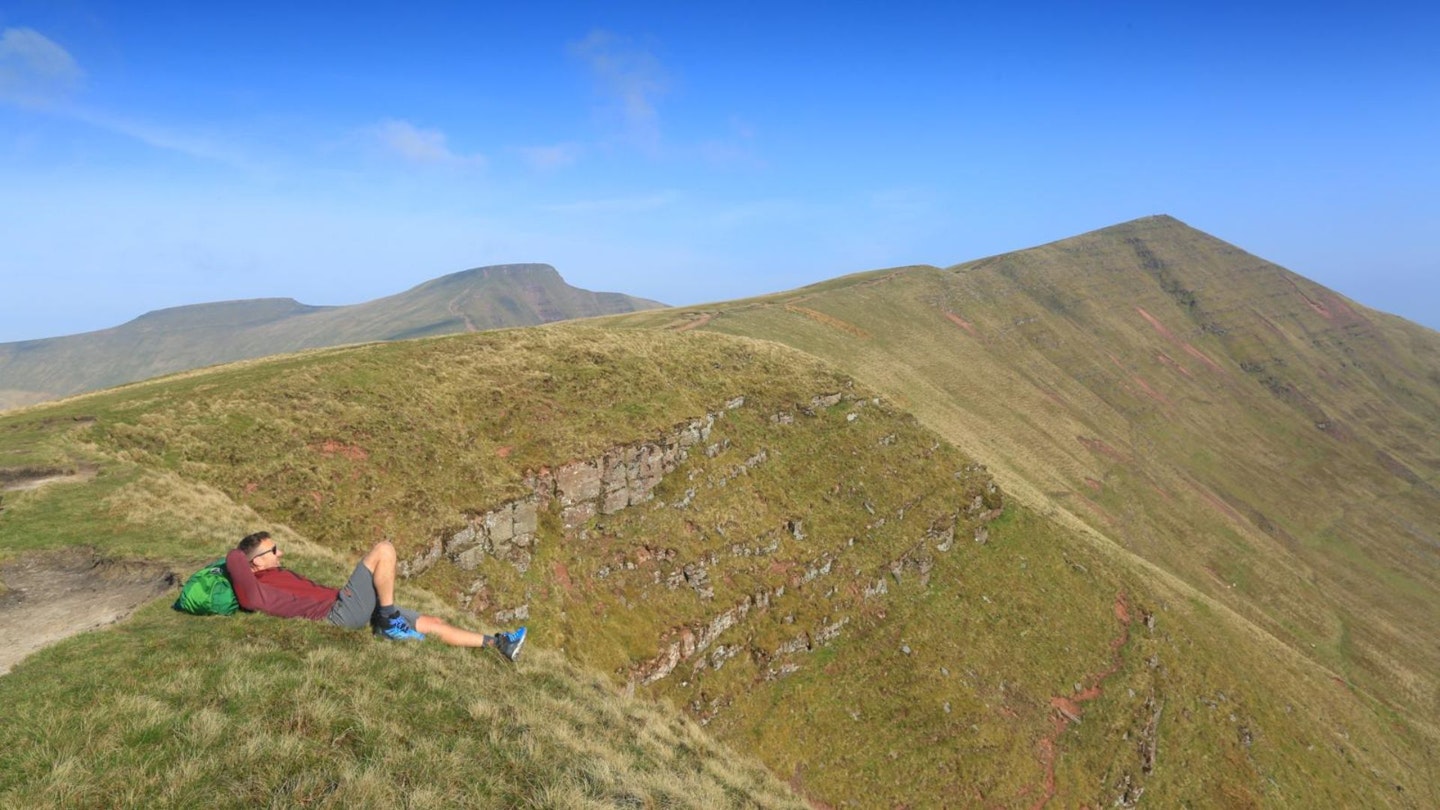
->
xmin=0 ymin=263 xmax=665 ymax=410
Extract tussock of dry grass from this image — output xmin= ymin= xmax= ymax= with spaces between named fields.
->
xmin=103 ymin=470 xmax=344 ymax=565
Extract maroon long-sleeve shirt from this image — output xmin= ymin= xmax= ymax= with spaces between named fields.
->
xmin=225 ymin=549 xmax=339 ymax=620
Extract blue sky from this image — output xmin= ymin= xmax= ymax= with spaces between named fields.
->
xmin=2 ymin=1 xmax=1437 ymax=342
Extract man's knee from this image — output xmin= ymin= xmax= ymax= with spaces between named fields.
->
xmin=362 ymin=540 xmax=396 ymax=569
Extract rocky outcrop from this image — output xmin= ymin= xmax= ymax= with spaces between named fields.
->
xmin=401 ymin=397 xmax=752 ymax=616
xmin=405 ymin=388 xmax=1004 ymax=704
xmin=625 ymin=492 xmax=1004 ymax=702
xmin=397 ymin=498 xmax=540 ymax=578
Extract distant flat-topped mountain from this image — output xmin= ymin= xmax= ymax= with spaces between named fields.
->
xmin=0 ymin=263 xmax=665 ymax=409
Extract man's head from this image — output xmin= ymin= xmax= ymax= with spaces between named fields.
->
xmin=238 ymin=531 xmax=282 ymax=571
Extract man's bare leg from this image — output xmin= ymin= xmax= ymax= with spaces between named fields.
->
xmin=361 ymin=542 xmax=520 ymax=655
xmin=361 ymin=541 xmax=501 ymax=649
xmin=414 ymin=615 xmax=499 ymax=649
xmin=360 ymin=541 xmax=399 ymax=606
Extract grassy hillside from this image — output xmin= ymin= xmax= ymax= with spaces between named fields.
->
xmin=2 ymin=315 xmax=1432 ymax=806
xmin=607 ymin=215 xmax=1440 ymax=801
xmin=0 ymin=263 xmax=665 ymax=410
xmin=1 ymin=607 xmax=801 ymax=807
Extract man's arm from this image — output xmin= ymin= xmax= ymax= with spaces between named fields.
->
xmin=224 ymin=549 xmax=337 ymax=619
xmin=225 ymin=548 xmax=266 ymax=611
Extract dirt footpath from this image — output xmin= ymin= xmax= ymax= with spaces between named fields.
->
xmin=0 ymin=550 xmax=176 ymax=676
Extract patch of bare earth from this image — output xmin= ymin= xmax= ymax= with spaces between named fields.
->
xmin=0 ymin=464 xmax=99 ymax=492
xmin=0 ymin=550 xmax=176 ymax=676
xmin=672 ymin=312 xmax=716 ymax=332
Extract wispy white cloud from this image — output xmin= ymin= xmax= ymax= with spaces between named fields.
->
xmin=569 ymin=30 xmax=669 ymax=153
xmin=543 ymin=190 xmax=680 ymax=215
xmin=517 ymin=142 xmax=582 ymax=171
xmin=0 ymin=27 xmax=84 ymax=105
xmin=371 ymin=118 xmax=487 ymax=168
xmin=1 ymin=27 xmax=257 ymax=168
xmin=69 ymin=107 xmax=254 ymax=166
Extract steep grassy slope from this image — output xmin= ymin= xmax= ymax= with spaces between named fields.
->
xmin=607 ymin=215 xmax=1440 ymax=801
xmin=0 ymin=263 xmax=664 ymax=410
xmin=2 ymin=321 xmax=1430 ymax=807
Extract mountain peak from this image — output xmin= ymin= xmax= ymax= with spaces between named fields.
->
xmin=406 ymin=263 xmax=562 ymax=295
xmin=1069 ymin=214 xmax=1197 ymax=243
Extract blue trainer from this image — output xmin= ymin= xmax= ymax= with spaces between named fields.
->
xmin=496 ymin=626 xmax=526 ymax=662
xmin=376 ymin=614 xmax=425 ymax=641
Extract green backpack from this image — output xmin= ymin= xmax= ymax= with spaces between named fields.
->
xmin=173 ymin=558 xmax=240 ymax=616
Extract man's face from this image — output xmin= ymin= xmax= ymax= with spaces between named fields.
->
xmin=249 ymin=540 xmax=283 ymax=571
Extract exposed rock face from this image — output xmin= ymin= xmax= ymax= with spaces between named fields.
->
xmin=398 ymin=498 xmax=540 ymax=578
xmin=622 ymin=469 xmax=1002 ymax=706
xmin=404 ymin=389 xmax=1003 ymax=705
xmin=401 ymin=397 xmax=748 ymax=620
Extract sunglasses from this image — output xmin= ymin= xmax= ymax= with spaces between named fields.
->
xmin=251 ymin=545 xmax=280 ymax=560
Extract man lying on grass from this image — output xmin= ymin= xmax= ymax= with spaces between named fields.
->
xmin=226 ymin=531 xmax=526 ymax=661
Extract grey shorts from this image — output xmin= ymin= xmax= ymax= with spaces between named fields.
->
xmin=326 ymin=562 xmax=420 ymax=630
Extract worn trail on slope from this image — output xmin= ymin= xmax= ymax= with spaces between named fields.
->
xmin=1028 ymin=591 xmax=1133 ymax=809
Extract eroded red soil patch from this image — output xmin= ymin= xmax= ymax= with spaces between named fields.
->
xmin=1036 ymin=385 xmax=1069 ymax=410
xmin=1129 ymin=374 xmax=1171 ymax=406
xmin=1180 ymin=342 xmax=1225 ymax=374
xmin=1284 ymin=277 xmax=1369 ymax=328
xmin=784 ymin=305 xmax=872 ymax=339
xmin=1073 ymin=495 xmax=1117 ymax=526
xmin=1077 ymin=436 xmax=1130 ymax=464
xmin=552 ymin=562 xmax=573 ymax=593
xmin=943 ymin=311 xmax=977 ymax=335
xmin=1184 ymin=477 xmax=1248 ymax=528
xmin=1027 ymin=592 xmax=1134 ymax=809
xmin=313 ymin=439 xmax=370 ymax=461
xmin=1154 ymin=351 xmax=1193 ymax=378
xmin=1135 ymin=306 xmax=1225 ymax=374
xmin=1135 ymin=307 xmax=1175 ymax=340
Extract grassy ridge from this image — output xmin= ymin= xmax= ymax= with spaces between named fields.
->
xmin=600 ymin=216 xmax=1440 ymax=804
xmin=2 ymin=313 xmax=1433 ymax=806
xmin=608 ymin=217 xmax=1440 ymax=720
